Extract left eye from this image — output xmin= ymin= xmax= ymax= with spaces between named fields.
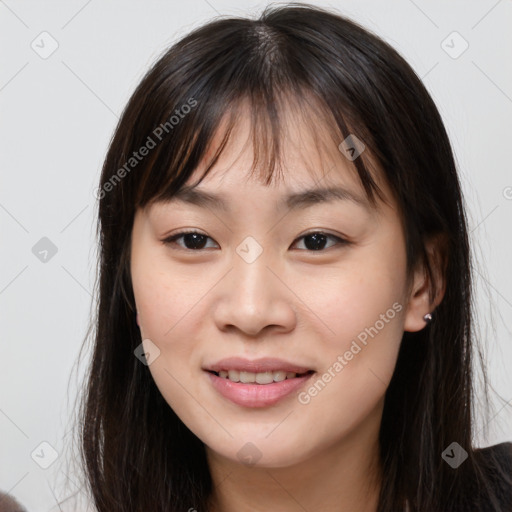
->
xmin=292 ymin=232 xmax=347 ymax=251
xmin=162 ymin=230 xmax=348 ymax=252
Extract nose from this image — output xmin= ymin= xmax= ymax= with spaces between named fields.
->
xmin=212 ymin=253 xmax=297 ymax=338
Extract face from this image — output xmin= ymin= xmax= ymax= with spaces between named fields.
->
xmin=130 ymin=107 xmax=414 ymax=469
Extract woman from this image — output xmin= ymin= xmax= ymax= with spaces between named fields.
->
xmin=75 ymin=3 xmax=512 ymax=511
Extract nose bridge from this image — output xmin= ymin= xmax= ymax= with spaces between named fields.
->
xmin=232 ymin=234 xmax=276 ymax=302
xmin=213 ymin=235 xmax=295 ymax=336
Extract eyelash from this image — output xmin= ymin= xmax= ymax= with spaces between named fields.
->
xmin=161 ymin=230 xmax=350 ymax=252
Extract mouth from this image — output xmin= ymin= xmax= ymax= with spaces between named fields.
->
xmin=205 ymin=369 xmax=315 ymax=384
xmin=203 ymin=360 xmax=316 ymax=407
xmin=203 ymin=357 xmax=316 ymax=407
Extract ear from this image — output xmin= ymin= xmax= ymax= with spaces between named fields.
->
xmin=403 ymin=233 xmax=448 ymax=332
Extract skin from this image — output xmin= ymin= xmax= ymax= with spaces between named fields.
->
xmin=130 ymin=104 xmax=445 ymax=512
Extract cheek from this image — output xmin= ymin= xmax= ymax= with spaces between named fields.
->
xmin=301 ymin=250 xmax=406 ymax=347
xmin=295 ymin=247 xmax=407 ymax=407
xmin=131 ymin=248 xmax=220 ymax=404
xmin=131 ymin=255 xmax=207 ymax=420
xmin=132 ymin=251 xmax=202 ymax=340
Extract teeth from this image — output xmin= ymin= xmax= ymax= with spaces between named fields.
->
xmin=228 ymin=370 xmax=240 ymax=382
xmin=255 ymin=371 xmax=273 ymax=384
xmin=239 ymin=371 xmax=256 ymax=383
xmin=217 ymin=370 xmax=303 ymax=384
xmin=273 ymin=370 xmax=287 ymax=382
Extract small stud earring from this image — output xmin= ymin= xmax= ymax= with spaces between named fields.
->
xmin=423 ymin=313 xmax=432 ymax=323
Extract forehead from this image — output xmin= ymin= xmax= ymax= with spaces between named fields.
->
xmin=147 ymin=94 xmax=395 ymax=219
xmin=195 ymin=95 xmax=364 ymax=183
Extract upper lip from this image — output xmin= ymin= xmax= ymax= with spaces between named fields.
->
xmin=203 ymin=357 xmax=314 ymax=374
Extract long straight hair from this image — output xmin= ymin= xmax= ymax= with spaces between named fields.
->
xmin=72 ymin=3 xmax=510 ymax=510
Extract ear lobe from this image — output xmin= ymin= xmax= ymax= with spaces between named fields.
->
xmin=403 ymin=266 xmax=432 ymax=332
xmin=403 ymin=233 xmax=448 ymax=333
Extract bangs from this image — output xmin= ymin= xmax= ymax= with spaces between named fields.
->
xmin=135 ymin=85 xmax=387 ymax=211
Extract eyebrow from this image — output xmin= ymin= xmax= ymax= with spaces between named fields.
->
xmin=168 ymin=184 xmax=371 ymax=213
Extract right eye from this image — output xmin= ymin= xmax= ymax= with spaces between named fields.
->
xmin=162 ymin=230 xmax=219 ymax=251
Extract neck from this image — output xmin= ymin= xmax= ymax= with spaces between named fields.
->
xmin=206 ymin=402 xmax=383 ymax=512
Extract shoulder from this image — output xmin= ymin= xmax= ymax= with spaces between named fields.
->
xmin=475 ymin=441 xmax=512 ymax=472
xmin=473 ymin=441 xmax=512 ymax=511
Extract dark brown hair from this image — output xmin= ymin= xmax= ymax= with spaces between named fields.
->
xmin=67 ymin=3 xmax=510 ymax=511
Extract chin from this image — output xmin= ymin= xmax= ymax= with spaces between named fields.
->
xmin=206 ymin=434 xmax=315 ymax=469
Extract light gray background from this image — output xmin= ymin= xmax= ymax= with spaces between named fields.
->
xmin=1 ymin=1 xmax=511 ymax=510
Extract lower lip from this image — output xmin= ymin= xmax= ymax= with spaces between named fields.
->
xmin=205 ymin=371 xmax=314 ymax=408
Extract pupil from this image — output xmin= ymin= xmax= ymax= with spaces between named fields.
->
xmin=305 ymin=233 xmax=327 ymax=250
xmin=184 ymin=233 xmax=207 ymax=250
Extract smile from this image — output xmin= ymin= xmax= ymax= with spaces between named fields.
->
xmin=205 ymin=369 xmax=315 ymax=408
xmin=209 ymin=369 xmax=313 ymax=384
